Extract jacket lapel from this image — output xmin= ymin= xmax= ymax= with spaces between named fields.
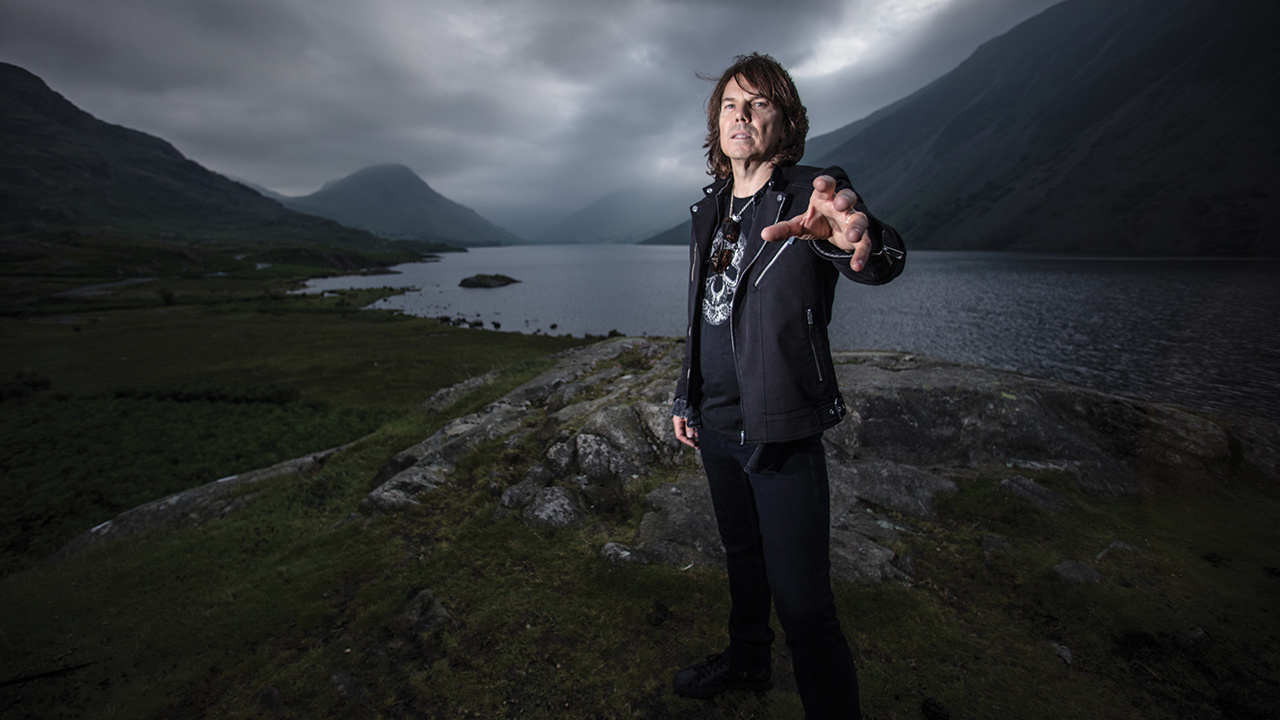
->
xmin=741 ymin=173 xmax=791 ymax=277
xmin=691 ymin=180 xmax=727 ymax=265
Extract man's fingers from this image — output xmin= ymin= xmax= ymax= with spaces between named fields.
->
xmin=812 ymin=174 xmax=837 ymax=197
xmin=761 ymin=218 xmax=802 ymax=242
xmin=843 ymin=218 xmax=870 ymax=246
xmin=833 ymin=188 xmax=858 ymax=213
xmin=849 ymin=236 xmax=872 ymax=272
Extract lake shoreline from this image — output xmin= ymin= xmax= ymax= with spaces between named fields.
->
xmin=304 ymin=246 xmax=1280 ymax=424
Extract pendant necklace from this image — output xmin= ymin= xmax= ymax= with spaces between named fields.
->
xmin=712 ymin=190 xmax=756 ymax=275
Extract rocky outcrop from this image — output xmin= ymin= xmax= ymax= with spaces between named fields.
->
xmin=49 ymin=446 xmax=347 ymax=561
xmin=53 ymin=339 xmax=1277 ymax=586
xmin=358 ymin=340 xmax=1276 ymax=584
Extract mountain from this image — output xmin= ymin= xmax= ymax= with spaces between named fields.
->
xmin=0 ymin=62 xmax=389 ymax=252
xmin=804 ymin=0 xmax=1280 ymax=256
xmin=533 ymin=186 xmax=690 ymax=244
xmin=279 ymin=164 xmax=520 ymax=247
xmin=800 ymin=94 xmax=913 ymax=166
xmin=235 ymin=178 xmax=289 ymax=203
xmin=639 ymin=222 xmax=690 ymax=246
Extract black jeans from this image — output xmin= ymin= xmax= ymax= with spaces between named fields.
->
xmin=699 ymin=429 xmax=862 ymax=720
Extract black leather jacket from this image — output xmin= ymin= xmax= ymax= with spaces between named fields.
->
xmin=673 ymin=164 xmax=906 ymax=444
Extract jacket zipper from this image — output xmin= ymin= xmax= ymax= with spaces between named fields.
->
xmin=807 ymin=307 xmax=824 ymax=383
xmin=730 ymin=300 xmax=743 ymax=444
xmin=731 ymin=187 xmax=787 ymax=445
xmin=754 ymin=237 xmax=794 ymax=287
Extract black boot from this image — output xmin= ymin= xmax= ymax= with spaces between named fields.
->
xmin=673 ymin=651 xmax=772 ymax=699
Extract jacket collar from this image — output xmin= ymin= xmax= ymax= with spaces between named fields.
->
xmin=699 ymin=165 xmax=789 ymax=202
xmin=691 ymin=167 xmax=797 ymax=276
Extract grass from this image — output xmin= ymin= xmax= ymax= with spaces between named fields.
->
xmin=0 ymin=278 xmax=590 ymax=574
xmin=1 ymin=281 xmax=564 ymax=409
xmin=0 ymin=387 xmax=389 ymax=566
xmin=854 ymin=471 xmax=1280 ymax=719
xmin=1 ymin=273 xmax=1277 ymax=719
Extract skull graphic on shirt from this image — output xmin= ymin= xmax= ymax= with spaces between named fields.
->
xmin=702 ymin=226 xmax=743 ymax=326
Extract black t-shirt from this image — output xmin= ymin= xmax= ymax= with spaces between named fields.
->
xmin=698 ymin=193 xmax=759 ymax=437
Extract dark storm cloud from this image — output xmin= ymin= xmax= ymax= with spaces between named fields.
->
xmin=0 ymin=0 xmax=1064 ymax=233
xmin=1 ymin=0 xmax=311 ymax=90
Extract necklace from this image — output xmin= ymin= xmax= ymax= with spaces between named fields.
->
xmin=729 ymin=193 xmax=756 ymax=222
xmin=711 ymin=189 xmax=759 ymax=275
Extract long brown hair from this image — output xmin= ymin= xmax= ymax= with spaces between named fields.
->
xmin=703 ymin=53 xmax=809 ymax=179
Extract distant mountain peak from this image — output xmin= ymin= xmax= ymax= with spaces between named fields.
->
xmin=311 ymin=163 xmax=436 ymax=201
xmin=355 ymin=162 xmax=418 ymax=178
xmin=331 ymin=163 xmax=426 ymax=188
xmin=282 ymin=164 xmax=520 ymax=247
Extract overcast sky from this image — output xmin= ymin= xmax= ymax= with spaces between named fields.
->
xmin=1 ymin=0 xmax=1061 ymax=233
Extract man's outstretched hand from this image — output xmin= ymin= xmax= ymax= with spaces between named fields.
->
xmin=761 ymin=175 xmax=873 ymax=272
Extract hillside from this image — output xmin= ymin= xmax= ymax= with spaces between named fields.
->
xmin=0 ymin=62 xmax=392 ymax=252
xmin=639 ymin=221 xmax=690 ymax=246
xmin=648 ymin=0 xmax=1280 ymax=255
xmin=806 ymin=0 xmax=1280 ymax=255
xmin=534 ymin=186 xmax=689 ymax=244
xmin=281 ymin=164 xmax=521 ymax=248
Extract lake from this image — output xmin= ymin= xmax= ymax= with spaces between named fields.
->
xmin=303 ymin=245 xmax=1280 ymax=423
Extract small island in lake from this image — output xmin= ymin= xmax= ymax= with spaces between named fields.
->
xmin=459 ymin=274 xmax=520 ymax=288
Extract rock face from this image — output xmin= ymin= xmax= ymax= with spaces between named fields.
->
xmin=356 ymin=340 xmax=1275 ymax=584
xmin=54 ymin=339 xmax=1278 ymax=586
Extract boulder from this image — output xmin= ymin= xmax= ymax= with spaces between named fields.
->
xmin=499 ymin=465 xmax=554 ymax=510
xmin=361 ymin=464 xmax=448 ymax=513
xmin=633 ymin=472 xmax=724 ymax=569
xmin=830 ymin=527 xmax=909 ymax=584
xmin=600 ymin=542 xmax=642 ymax=564
xmin=523 ymin=486 xmax=588 ymax=528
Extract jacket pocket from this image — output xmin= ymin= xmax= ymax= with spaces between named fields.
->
xmin=805 ymin=305 xmax=824 ymax=384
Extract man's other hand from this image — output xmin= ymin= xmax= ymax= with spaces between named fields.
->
xmin=672 ymin=416 xmax=699 ymax=449
xmin=761 ymin=175 xmax=873 ymax=272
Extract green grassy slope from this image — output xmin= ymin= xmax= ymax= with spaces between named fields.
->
xmin=0 ymin=281 xmax=589 ymax=574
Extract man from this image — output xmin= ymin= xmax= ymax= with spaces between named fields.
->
xmin=670 ymin=53 xmax=905 ymax=719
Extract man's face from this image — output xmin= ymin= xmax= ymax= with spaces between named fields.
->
xmin=718 ymin=75 xmax=785 ymax=169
